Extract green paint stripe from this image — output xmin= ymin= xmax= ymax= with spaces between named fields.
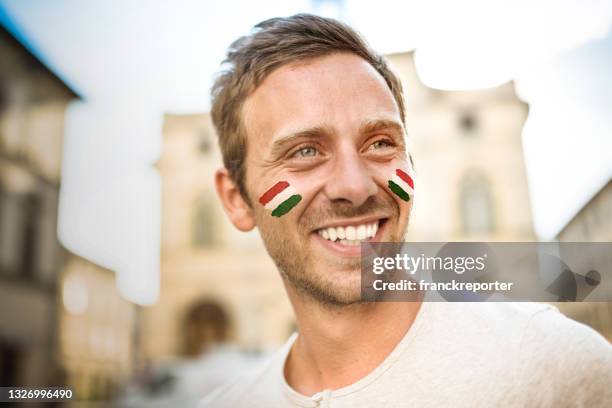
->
xmin=389 ymin=180 xmax=410 ymax=202
xmin=271 ymin=194 xmax=302 ymax=217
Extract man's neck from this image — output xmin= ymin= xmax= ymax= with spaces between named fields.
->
xmin=284 ymin=285 xmax=422 ymax=396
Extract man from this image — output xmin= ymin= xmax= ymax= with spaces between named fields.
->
xmin=203 ymin=14 xmax=612 ymax=407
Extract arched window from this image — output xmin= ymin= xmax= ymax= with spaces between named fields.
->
xmin=183 ymin=300 xmax=230 ymax=356
xmin=461 ymin=172 xmax=495 ymax=235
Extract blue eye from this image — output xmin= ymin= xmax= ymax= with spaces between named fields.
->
xmin=295 ymin=146 xmax=317 ymax=158
xmin=370 ymin=140 xmax=391 ymax=150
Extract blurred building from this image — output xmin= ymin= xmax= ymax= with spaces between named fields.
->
xmin=556 ymin=179 xmax=611 ymax=242
xmin=0 ymin=24 xmax=77 ymax=388
xmin=0 ymin=24 xmax=138 ymax=404
xmin=145 ymin=51 xmax=536 ymax=367
xmin=554 ymin=179 xmax=612 ymax=341
xmin=142 ymin=113 xmax=293 ymax=364
xmin=60 ymin=254 xmax=137 ymax=402
xmin=387 ymin=52 xmax=535 ymax=242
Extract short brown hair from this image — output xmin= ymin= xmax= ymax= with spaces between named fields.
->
xmin=211 ymin=13 xmax=406 ymax=202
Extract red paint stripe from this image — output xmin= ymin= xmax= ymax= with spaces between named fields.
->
xmin=259 ymin=181 xmax=289 ymax=205
xmin=396 ymin=169 xmax=414 ymax=189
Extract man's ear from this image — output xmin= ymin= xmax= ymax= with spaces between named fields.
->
xmin=215 ymin=167 xmax=256 ymax=231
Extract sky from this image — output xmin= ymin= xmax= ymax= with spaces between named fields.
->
xmin=0 ymin=0 xmax=610 ymax=305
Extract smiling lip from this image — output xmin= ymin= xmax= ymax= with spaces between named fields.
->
xmin=312 ymin=215 xmax=388 ymax=231
xmin=311 ymin=216 xmax=388 ymax=257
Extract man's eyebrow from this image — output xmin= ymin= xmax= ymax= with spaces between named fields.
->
xmin=360 ymin=118 xmax=405 ymax=136
xmin=268 ymin=125 xmax=331 ymax=158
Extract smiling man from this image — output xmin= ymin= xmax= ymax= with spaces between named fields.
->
xmin=203 ymin=14 xmax=612 ymax=408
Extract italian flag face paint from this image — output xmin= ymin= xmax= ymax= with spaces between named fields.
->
xmin=388 ymin=168 xmax=414 ymax=202
xmin=259 ymin=181 xmax=302 ymax=217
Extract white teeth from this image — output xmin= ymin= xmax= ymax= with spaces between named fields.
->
xmin=346 ymin=226 xmax=356 ymax=240
xmin=317 ymin=221 xmax=379 ymax=244
xmin=356 ymin=225 xmax=366 ymax=240
xmin=328 ymin=227 xmax=337 ymax=242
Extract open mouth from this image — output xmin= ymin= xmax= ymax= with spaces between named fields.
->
xmin=314 ymin=218 xmax=387 ymax=247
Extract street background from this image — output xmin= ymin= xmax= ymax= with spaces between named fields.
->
xmin=0 ymin=0 xmax=611 ymax=406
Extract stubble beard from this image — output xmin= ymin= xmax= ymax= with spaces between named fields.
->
xmin=257 ymin=195 xmax=406 ymax=308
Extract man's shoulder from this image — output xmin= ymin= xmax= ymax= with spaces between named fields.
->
xmin=423 ymin=302 xmax=611 ymax=405
xmin=513 ymin=303 xmax=612 ymax=405
xmin=199 ymin=354 xmax=279 ymax=408
xmin=198 ymin=367 xmax=259 ymax=407
xmin=509 ymin=302 xmax=611 ymax=355
xmin=435 ymin=301 xmax=558 ymax=335
xmin=453 ymin=302 xmax=610 ymax=351
xmin=516 ymin=302 xmax=611 ymax=366
xmin=432 ymin=302 xmax=610 ymax=364
xmin=199 ymin=336 xmax=295 ymax=408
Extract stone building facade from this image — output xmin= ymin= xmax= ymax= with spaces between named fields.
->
xmin=386 ymin=52 xmax=535 ymax=242
xmin=0 ymin=24 xmax=138 ymax=403
xmin=142 ymin=113 xmax=293 ymax=363
xmin=0 ymin=23 xmax=77 ymax=389
xmin=59 ymin=254 xmax=137 ymax=401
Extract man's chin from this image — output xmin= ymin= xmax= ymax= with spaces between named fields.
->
xmin=300 ymin=286 xmax=363 ymax=307
xmin=284 ymin=265 xmax=363 ymax=307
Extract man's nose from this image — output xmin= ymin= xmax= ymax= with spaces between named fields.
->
xmin=324 ymin=148 xmax=378 ymax=207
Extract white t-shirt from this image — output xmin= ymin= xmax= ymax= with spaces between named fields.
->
xmin=200 ymin=302 xmax=612 ymax=407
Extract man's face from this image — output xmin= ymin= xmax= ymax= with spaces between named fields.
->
xmin=242 ymin=53 xmax=414 ymax=306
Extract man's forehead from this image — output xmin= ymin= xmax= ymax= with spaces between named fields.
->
xmin=242 ymin=52 xmax=401 ymax=148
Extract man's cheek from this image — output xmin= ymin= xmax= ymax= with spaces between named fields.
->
xmin=387 ymin=166 xmax=415 ymax=203
xmin=258 ymin=180 xmax=303 ymax=218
